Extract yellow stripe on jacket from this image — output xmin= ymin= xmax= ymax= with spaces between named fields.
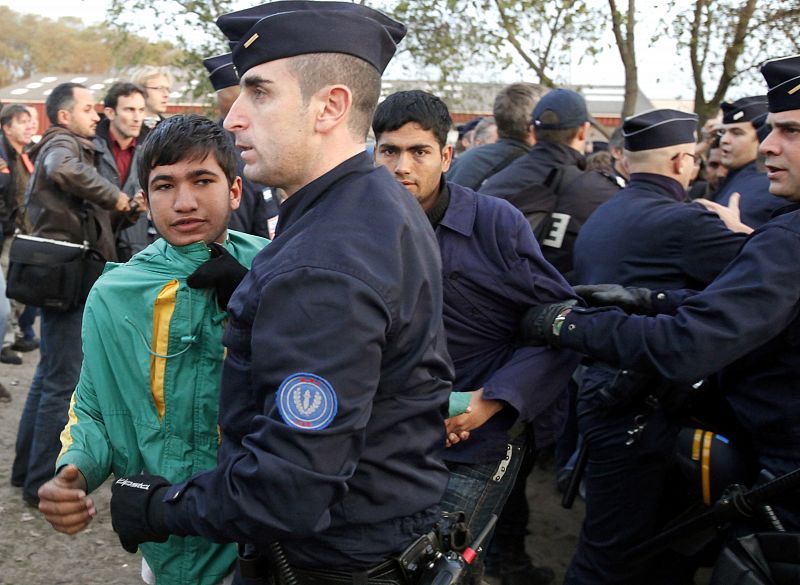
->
xmin=58 ymin=391 xmax=80 ymax=461
xmin=150 ymin=280 xmax=179 ymax=422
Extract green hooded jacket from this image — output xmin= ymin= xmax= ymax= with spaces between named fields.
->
xmin=58 ymin=230 xmax=268 ymax=585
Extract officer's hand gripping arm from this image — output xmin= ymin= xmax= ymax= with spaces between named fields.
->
xmin=110 ymin=474 xmax=171 ymax=553
xmin=187 ymin=242 xmax=249 ymax=310
xmin=573 ymin=284 xmax=655 ymax=315
xmin=518 ymin=300 xmax=577 ymax=347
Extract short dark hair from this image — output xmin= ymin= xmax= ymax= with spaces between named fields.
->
xmin=286 ymin=53 xmax=381 ymax=140
xmin=46 ymin=83 xmax=85 ymax=126
xmin=104 ymin=82 xmax=146 ymax=110
xmin=372 ymin=90 xmax=452 ymax=148
xmin=137 ymin=114 xmax=237 ymax=195
xmin=493 ymin=83 xmax=542 ymax=142
xmin=0 ymin=104 xmax=30 ymax=129
xmin=534 ymin=126 xmax=581 ymax=145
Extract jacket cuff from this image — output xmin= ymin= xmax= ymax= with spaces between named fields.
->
xmin=57 ymin=450 xmax=107 ymax=493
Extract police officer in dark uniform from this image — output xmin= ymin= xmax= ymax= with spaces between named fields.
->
xmin=479 ymin=88 xmax=620 ymax=283
xmin=108 ymin=3 xmax=454 ymax=584
xmin=564 ymin=109 xmax=747 ymax=585
xmin=711 ymin=95 xmax=785 ymax=228
xmin=203 ymin=52 xmax=278 ymax=239
xmin=521 ymin=55 xmax=800 ymax=537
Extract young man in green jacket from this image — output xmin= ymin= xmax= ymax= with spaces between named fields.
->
xmin=37 ymin=114 xmax=269 ymax=585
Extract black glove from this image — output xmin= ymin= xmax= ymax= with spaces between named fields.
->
xmin=519 ymin=300 xmax=577 ymax=348
xmin=573 ymin=284 xmax=654 ymax=315
xmin=187 ymin=242 xmax=249 ymax=310
xmin=110 ymin=474 xmax=171 ymax=553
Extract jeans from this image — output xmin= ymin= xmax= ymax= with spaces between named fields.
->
xmin=18 ymin=305 xmax=38 ymax=340
xmin=11 ymin=306 xmax=84 ymax=501
xmin=440 ymin=434 xmax=526 ymax=582
xmin=0 ymin=269 xmax=11 ymax=346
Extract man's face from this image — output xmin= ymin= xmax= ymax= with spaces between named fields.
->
xmin=62 ymin=87 xmax=100 ymax=139
xmin=705 ymin=147 xmax=728 ymax=191
xmin=719 ymin=121 xmax=759 ymax=170
xmin=2 ymin=113 xmax=32 ymax=150
xmin=146 ymin=152 xmax=242 ymax=247
xmin=374 ymin=122 xmax=452 ymax=211
xmin=760 ymin=110 xmax=800 ymax=201
xmin=26 ymin=107 xmax=39 ymax=135
xmin=106 ymin=93 xmax=145 ymax=141
xmin=224 ymin=58 xmax=316 ymax=194
xmin=143 ymin=74 xmax=171 ymax=115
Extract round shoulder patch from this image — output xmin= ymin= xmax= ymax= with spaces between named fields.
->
xmin=276 ymin=373 xmax=338 ymax=431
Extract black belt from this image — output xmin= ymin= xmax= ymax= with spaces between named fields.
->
xmin=291 ymin=558 xmax=408 ymax=585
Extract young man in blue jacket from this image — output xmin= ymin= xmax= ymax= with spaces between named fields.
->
xmin=372 ymin=90 xmax=580 ymax=583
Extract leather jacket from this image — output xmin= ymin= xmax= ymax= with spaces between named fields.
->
xmin=26 ymin=126 xmax=120 ymax=261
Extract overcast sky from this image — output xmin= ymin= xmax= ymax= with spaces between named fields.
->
xmin=0 ymin=0 xmax=765 ymax=101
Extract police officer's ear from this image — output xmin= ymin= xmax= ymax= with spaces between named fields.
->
xmin=228 ymin=176 xmax=242 ymax=211
xmin=313 ymin=84 xmax=352 ymax=135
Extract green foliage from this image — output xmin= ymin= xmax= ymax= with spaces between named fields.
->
xmin=106 ymin=0 xmax=236 ymax=102
xmin=668 ymin=0 xmax=800 ymax=124
xmin=389 ymin=0 xmax=603 ymax=87
xmin=0 ymin=6 xmax=180 ymax=87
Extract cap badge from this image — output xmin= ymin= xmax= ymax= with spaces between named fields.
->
xmin=243 ymin=33 xmax=260 ymax=49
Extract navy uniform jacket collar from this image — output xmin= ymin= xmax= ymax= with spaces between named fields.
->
xmin=627 ymin=172 xmax=688 ymax=202
xmin=275 ymin=151 xmax=373 ymax=237
xmin=440 ymin=181 xmax=478 ymax=237
xmin=770 ymin=201 xmax=800 ymax=219
xmin=722 ymin=159 xmax=758 ymax=185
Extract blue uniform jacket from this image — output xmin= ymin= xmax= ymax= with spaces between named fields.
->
xmin=560 ymin=203 xmax=800 ymax=463
xmin=711 ymin=161 xmax=785 ymax=228
xmin=440 ymin=182 xmax=579 ymax=464
xmin=575 ymin=173 xmax=746 ymax=288
xmin=162 ymin=153 xmax=454 ymax=569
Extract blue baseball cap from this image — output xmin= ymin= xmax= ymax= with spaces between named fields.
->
xmin=532 ymin=89 xmax=589 ymax=130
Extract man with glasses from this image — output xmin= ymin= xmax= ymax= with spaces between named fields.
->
xmin=563 ymin=109 xmax=747 ymax=585
xmin=130 ymin=66 xmax=172 ymax=130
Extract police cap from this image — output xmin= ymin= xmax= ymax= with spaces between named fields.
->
xmin=216 ymin=1 xmax=406 ymax=77
xmin=753 ymin=112 xmax=771 ymax=143
xmin=720 ymin=95 xmax=768 ymax=125
xmin=622 ymin=109 xmax=698 ymax=152
xmin=532 ymin=89 xmax=588 ymax=130
xmin=203 ymin=53 xmax=238 ymax=91
xmin=761 ymin=54 xmax=800 ymax=113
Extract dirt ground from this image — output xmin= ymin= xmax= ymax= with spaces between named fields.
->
xmin=0 ymin=347 xmax=584 ymax=585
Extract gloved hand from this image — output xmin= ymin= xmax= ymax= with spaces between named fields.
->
xmin=110 ymin=474 xmax=171 ymax=553
xmin=573 ymin=284 xmax=654 ymax=315
xmin=187 ymin=242 xmax=249 ymax=310
xmin=518 ymin=300 xmax=577 ymax=348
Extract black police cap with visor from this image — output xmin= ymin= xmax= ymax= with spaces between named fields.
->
xmin=202 ymin=53 xmax=239 ymax=91
xmin=761 ymin=54 xmax=800 ymax=114
xmin=621 ymin=109 xmax=698 ymax=152
xmin=215 ymin=1 xmax=406 ymax=78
